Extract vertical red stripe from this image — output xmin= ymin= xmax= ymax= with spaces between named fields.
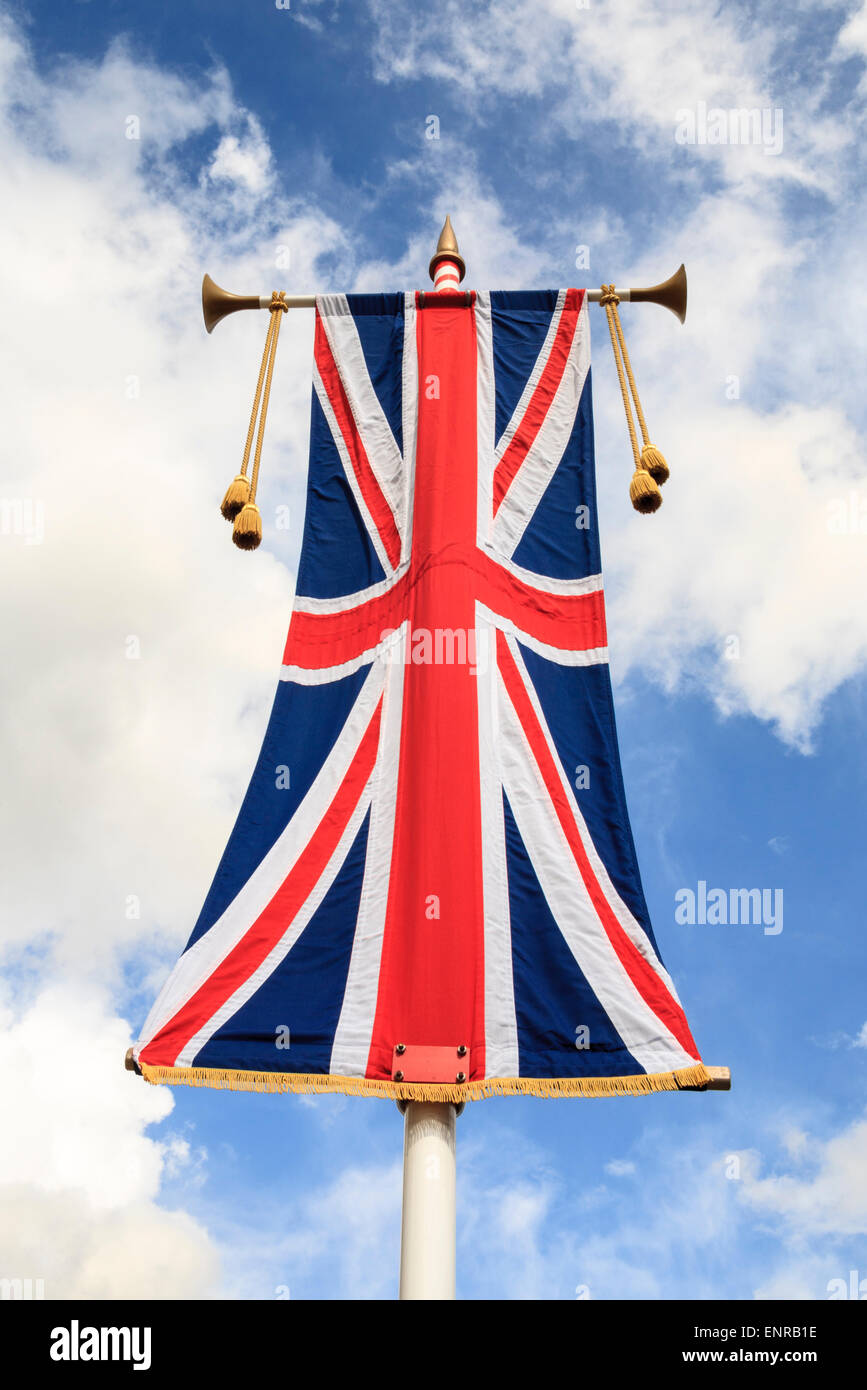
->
xmin=365 ymin=303 xmax=487 ymax=1080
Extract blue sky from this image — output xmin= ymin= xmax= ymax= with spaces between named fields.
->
xmin=1 ymin=0 xmax=866 ymax=1300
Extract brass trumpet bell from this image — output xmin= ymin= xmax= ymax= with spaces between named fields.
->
xmin=202 ymin=274 xmax=262 ymax=334
xmin=628 ymin=264 xmax=687 ymax=323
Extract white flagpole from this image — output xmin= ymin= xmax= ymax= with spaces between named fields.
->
xmin=398 ymin=1101 xmax=458 ymax=1300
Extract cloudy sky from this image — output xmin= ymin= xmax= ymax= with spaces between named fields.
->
xmin=1 ymin=0 xmax=866 ymax=1300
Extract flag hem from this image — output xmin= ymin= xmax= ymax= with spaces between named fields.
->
xmin=139 ymin=1061 xmax=713 ymax=1100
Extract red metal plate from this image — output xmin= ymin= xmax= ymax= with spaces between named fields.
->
xmin=391 ymin=1044 xmax=470 ymax=1083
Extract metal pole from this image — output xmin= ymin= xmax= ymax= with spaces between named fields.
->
xmin=398 ymin=1101 xmax=457 ymax=1300
xmin=251 ymin=289 xmax=630 ymax=309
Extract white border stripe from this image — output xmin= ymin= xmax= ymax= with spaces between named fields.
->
xmin=281 ymin=651 xmax=381 ymax=684
xmin=474 ymin=291 xmax=496 ymax=552
xmin=478 ymin=550 xmax=603 ymax=600
xmin=293 ymin=561 xmax=409 ymax=615
xmin=477 ymin=602 xmax=608 ymax=668
xmin=400 ymin=291 xmax=418 ymax=567
xmin=330 ymin=623 xmax=408 ymax=1076
xmin=476 ymin=605 xmax=519 ymax=1078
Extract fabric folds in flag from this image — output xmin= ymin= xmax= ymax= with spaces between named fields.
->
xmin=135 ymin=287 xmax=710 ymax=1101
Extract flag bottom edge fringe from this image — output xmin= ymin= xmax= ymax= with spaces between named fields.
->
xmin=139 ymin=1061 xmax=712 ymax=1100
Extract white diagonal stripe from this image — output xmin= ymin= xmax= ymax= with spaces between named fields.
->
xmin=493 ymin=296 xmax=591 ymax=558
xmin=313 ymin=362 xmax=394 ymax=577
xmin=317 ymin=293 xmax=406 ymax=545
xmin=495 ymin=289 xmax=568 ymax=463
xmin=135 ymin=658 xmax=387 ymax=1060
xmin=497 ymin=656 xmax=693 ymax=1072
xmin=504 ymin=633 xmax=680 ymax=1000
xmin=179 ymin=780 xmax=374 ymax=1068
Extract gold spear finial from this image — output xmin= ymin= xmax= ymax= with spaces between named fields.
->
xmin=429 ymin=214 xmax=466 ymax=283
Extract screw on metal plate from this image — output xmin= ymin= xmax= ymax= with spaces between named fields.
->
xmin=395 ymin=1043 xmax=406 ymax=1054
xmin=394 ymin=1070 xmax=404 ymax=1082
xmin=456 ymin=1071 xmax=467 ymax=1084
xmin=457 ymin=1044 xmax=467 ymax=1057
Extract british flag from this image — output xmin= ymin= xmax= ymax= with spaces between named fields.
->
xmin=135 ymin=287 xmax=709 ymax=1099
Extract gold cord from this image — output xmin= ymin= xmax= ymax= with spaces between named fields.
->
xmin=600 ymin=285 xmax=640 ymax=467
xmin=225 ymin=291 xmax=288 ymax=547
xmin=240 ymin=304 xmax=279 ymax=482
xmin=600 ymin=284 xmax=664 ymax=513
xmin=249 ymin=292 xmax=287 ymax=504
xmin=611 ymin=299 xmax=651 ymax=447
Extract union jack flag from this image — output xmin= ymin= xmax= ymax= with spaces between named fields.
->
xmin=135 ymin=288 xmax=709 ymax=1099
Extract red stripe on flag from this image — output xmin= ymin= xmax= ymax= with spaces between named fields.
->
xmin=283 ymin=573 xmax=410 ymax=670
xmin=315 ymin=314 xmax=402 ymax=570
xmin=496 ymin=631 xmax=701 ymax=1060
xmin=282 ymin=564 xmax=605 ymax=673
xmin=492 ymin=288 xmax=583 ymax=515
xmin=478 ymin=552 xmax=607 ymax=653
xmin=140 ymin=700 xmax=383 ymax=1068
xmin=365 ymin=301 xmax=487 ymax=1082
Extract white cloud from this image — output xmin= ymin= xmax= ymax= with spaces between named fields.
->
xmin=0 ymin=983 xmax=220 ymax=1297
xmin=0 ymin=15 xmax=342 ymax=968
xmin=727 ymin=1109 xmax=867 ymax=1297
xmin=737 ymin=1112 xmax=867 ymax=1238
xmin=454 ymin=1106 xmax=867 ymax=1300
xmin=605 ymin=1158 xmax=637 ymax=1177
xmin=369 ymin=0 xmax=847 ymax=187
xmin=207 ymin=116 xmax=273 ymax=196
xmin=366 ymin=1 xmax=867 ymax=749
xmin=219 ymin=1159 xmax=403 ymax=1299
xmin=0 ymin=14 xmax=341 ymax=1300
xmin=0 ymin=1184 xmax=220 ymax=1300
xmin=837 ymin=1 xmax=867 ymax=64
xmin=2 ymin=0 xmax=866 ymax=1303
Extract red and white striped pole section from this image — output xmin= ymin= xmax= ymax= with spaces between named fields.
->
xmin=433 ymin=256 xmax=462 ymax=292
xmin=428 ymin=213 xmax=467 ymax=295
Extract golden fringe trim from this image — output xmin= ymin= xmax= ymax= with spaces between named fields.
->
xmin=139 ymin=1061 xmax=713 ymax=1102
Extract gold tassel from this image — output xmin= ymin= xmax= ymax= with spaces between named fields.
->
xmin=220 ymin=473 xmax=250 ymax=521
xmin=640 ymin=444 xmax=670 ymax=486
xmin=224 ymin=292 xmax=287 ymax=548
xmin=629 ymin=467 xmax=663 ymax=514
xmin=232 ymin=501 xmax=263 ymax=550
xmin=600 ymin=284 xmax=666 ymax=512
